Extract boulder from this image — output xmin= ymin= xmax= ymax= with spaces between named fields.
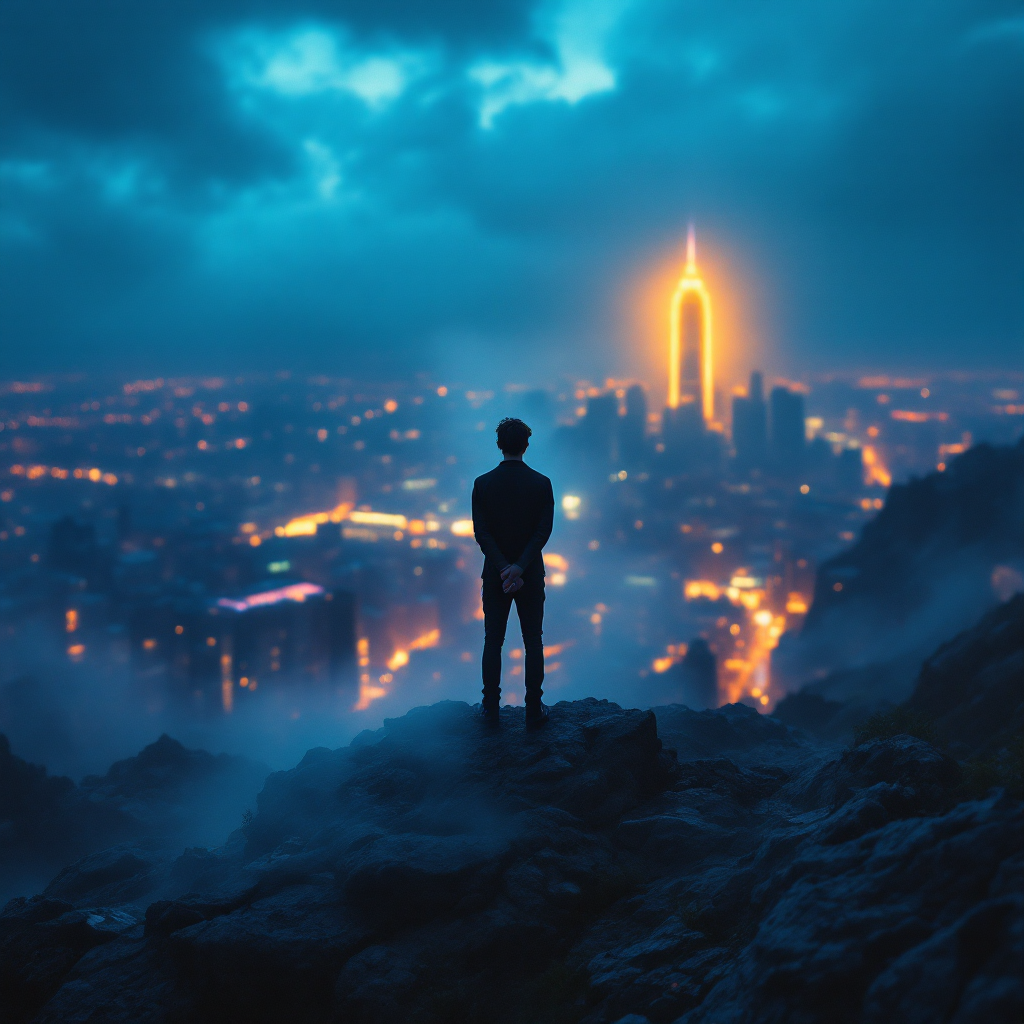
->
xmin=4 ymin=698 xmax=1020 ymax=1024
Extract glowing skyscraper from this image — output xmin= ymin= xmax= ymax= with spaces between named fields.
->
xmin=668 ymin=225 xmax=714 ymax=423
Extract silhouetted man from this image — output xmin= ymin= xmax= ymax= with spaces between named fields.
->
xmin=472 ymin=418 xmax=554 ymax=727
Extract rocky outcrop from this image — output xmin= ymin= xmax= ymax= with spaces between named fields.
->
xmin=775 ymin=435 xmax=1024 ymax=684
xmin=0 ymin=733 xmax=268 ymax=907
xmin=775 ymin=591 xmax=1024 ymax=753
xmin=3 ymin=697 xmax=1019 ymax=1024
xmin=905 ymin=593 xmax=1024 ymax=760
xmin=805 ymin=437 xmax=1024 ymax=635
xmin=80 ymin=733 xmax=270 ymax=847
xmin=654 ymin=701 xmax=801 ymax=764
xmin=0 ymin=736 xmax=135 ymax=907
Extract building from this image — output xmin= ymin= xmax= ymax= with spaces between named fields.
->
xmin=130 ymin=581 xmax=356 ymax=711
xmin=769 ymin=386 xmax=806 ymax=474
xmin=677 ymin=637 xmax=718 ymax=709
xmin=668 ymin=226 xmax=714 ymax=424
xmin=619 ymin=384 xmax=648 ymax=467
xmin=585 ymin=392 xmax=619 ymax=463
xmin=732 ymin=371 xmax=768 ymax=472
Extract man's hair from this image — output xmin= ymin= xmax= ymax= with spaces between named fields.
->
xmin=496 ymin=417 xmax=532 ymax=455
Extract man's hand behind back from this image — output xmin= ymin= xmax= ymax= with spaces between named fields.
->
xmin=501 ymin=563 xmax=524 ymax=594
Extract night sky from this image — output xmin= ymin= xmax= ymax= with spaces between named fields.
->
xmin=1 ymin=0 xmax=1021 ymax=382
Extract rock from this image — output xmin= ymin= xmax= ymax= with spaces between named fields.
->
xmin=774 ymin=589 xmax=1024 ymax=753
xmin=5 ymin=697 xmax=1021 ymax=1024
xmin=675 ymin=794 xmax=1023 ymax=1024
xmin=784 ymin=735 xmax=961 ymax=815
xmin=0 ymin=895 xmax=128 ymax=1024
xmin=0 ymin=736 xmax=135 ymax=906
xmin=79 ymin=734 xmax=270 ymax=848
xmin=0 ymin=732 xmax=268 ymax=908
xmin=802 ymin=438 xmax=1024 ymax=657
xmin=654 ymin=703 xmax=801 ymax=764
xmin=904 ymin=593 xmax=1024 ymax=760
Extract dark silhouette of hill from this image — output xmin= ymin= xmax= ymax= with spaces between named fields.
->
xmin=775 ymin=593 xmax=1024 ymax=756
xmin=0 ymin=734 xmax=268 ymax=907
xmin=904 ymin=593 xmax=1024 ymax=760
xmin=0 ymin=737 xmax=135 ymax=906
xmin=774 ymin=435 xmax=1024 ymax=693
xmin=3 ymin=698 xmax=1019 ymax=1024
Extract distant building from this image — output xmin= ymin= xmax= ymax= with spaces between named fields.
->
xmin=769 ymin=386 xmax=806 ymax=474
xmin=678 ymin=638 xmax=718 ymax=709
xmin=585 ymin=393 xmax=619 ymax=463
xmin=130 ymin=581 xmax=356 ymax=710
xmin=668 ymin=226 xmax=714 ymax=423
xmin=49 ymin=516 xmax=98 ymax=580
xmin=836 ymin=446 xmax=864 ymax=492
xmin=217 ymin=582 xmax=356 ymax=690
xmin=619 ymin=384 xmax=647 ymax=466
xmin=732 ymin=371 xmax=768 ymax=472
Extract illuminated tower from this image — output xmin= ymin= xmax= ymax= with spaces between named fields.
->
xmin=668 ymin=225 xmax=714 ymax=423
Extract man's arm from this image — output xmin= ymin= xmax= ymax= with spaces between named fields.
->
xmin=472 ymin=480 xmax=509 ymax=571
xmin=512 ymin=477 xmax=555 ymax=574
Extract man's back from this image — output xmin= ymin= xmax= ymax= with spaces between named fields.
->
xmin=472 ymin=461 xmax=554 ymax=582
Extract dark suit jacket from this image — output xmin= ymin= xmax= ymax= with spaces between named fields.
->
xmin=472 ymin=461 xmax=554 ymax=582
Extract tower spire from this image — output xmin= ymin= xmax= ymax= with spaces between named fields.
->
xmin=668 ymin=222 xmax=714 ymax=422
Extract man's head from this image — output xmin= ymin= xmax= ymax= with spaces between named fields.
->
xmin=496 ymin=417 xmax=532 ymax=456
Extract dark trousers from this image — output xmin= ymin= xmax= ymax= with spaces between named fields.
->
xmin=481 ymin=576 xmax=545 ymax=709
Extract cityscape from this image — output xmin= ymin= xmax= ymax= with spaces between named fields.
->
xmin=1 ymin=0 xmax=1021 ymax=1017
xmin=2 ymin=231 xmax=1020 ymax=766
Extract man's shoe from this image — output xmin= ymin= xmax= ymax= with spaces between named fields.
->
xmin=525 ymin=704 xmax=549 ymax=729
xmin=480 ymin=704 xmax=500 ymax=728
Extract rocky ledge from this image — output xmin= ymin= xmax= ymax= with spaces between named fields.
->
xmin=2 ymin=698 xmax=1021 ymax=1024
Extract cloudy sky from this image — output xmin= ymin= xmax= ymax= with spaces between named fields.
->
xmin=0 ymin=0 xmax=1021 ymax=385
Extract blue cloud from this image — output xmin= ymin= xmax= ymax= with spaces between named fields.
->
xmin=0 ymin=0 xmax=1020 ymax=377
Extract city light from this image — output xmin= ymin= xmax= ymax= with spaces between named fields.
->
xmin=450 ymin=519 xmax=474 ymax=536
xmin=862 ymin=445 xmax=892 ymax=488
xmin=216 ymin=582 xmax=324 ymax=613
xmin=668 ymin=226 xmax=714 ymax=422
xmin=349 ymin=510 xmax=408 ymax=529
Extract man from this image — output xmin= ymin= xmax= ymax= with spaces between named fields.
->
xmin=472 ymin=417 xmax=554 ymax=727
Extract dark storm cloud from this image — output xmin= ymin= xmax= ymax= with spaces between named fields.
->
xmin=0 ymin=0 xmax=1021 ymax=377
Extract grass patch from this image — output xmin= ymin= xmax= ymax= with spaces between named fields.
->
xmin=853 ymin=707 xmax=938 ymax=747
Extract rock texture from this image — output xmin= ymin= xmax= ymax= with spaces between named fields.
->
xmin=0 ymin=733 xmax=268 ymax=907
xmin=905 ymin=592 xmax=1024 ymax=760
xmin=776 ymin=592 xmax=1024 ymax=755
xmin=3 ymin=698 xmax=1020 ymax=1024
xmin=774 ymin=435 xmax=1024 ymax=686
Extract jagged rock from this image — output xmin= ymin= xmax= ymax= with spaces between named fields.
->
xmin=777 ymin=436 xmax=1024 ymax=684
xmin=0 ymin=736 xmax=135 ymax=907
xmin=80 ymin=734 xmax=270 ymax=847
xmin=3 ymin=698 xmax=1020 ymax=1024
xmin=675 ymin=795 xmax=1023 ymax=1024
xmin=0 ymin=733 xmax=268 ymax=908
xmin=0 ymin=896 xmax=136 ymax=1024
xmin=775 ymin=587 xmax=1024 ymax=749
xmin=654 ymin=702 xmax=801 ymax=764
xmin=904 ymin=593 xmax=1024 ymax=759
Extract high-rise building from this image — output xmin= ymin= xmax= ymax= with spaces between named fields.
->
xmin=585 ymin=392 xmax=619 ymax=463
xmin=732 ymin=371 xmax=768 ymax=472
xmin=668 ymin=226 xmax=713 ymax=424
xmin=619 ymin=384 xmax=647 ymax=466
xmin=677 ymin=637 xmax=718 ymax=709
xmin=769 ymin=386 xmax=806 ymax=474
